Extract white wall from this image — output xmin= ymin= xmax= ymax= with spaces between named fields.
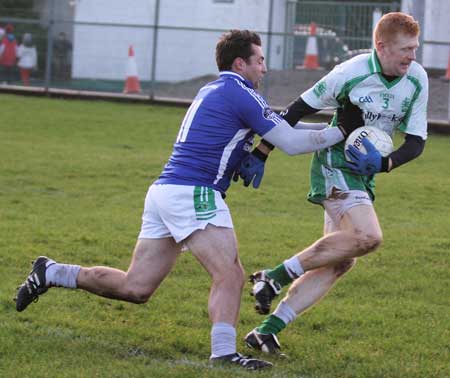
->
xmin=72 ymin=0 xmax=155 ymax=81
xmin=422 ymin=0 xmax=450 ymax=69
xmin=402 ymin=0 xmax=450 ymax=70
xmin=72 ymin=0 xmax=288 ymax=82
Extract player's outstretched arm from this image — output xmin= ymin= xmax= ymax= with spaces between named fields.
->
xmin=234 ymin=97 xmax=364 ymax=188
xmin=262 ymin=120 xmax=344 ymax=155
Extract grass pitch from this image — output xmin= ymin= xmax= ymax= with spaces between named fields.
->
xmin=1 ymin=94 xmax=449 ymax=378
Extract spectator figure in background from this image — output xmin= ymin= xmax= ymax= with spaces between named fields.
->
xmin=17 ymin=33 xmax=37 ymax=86
xmin=53 ymin=32 xmax=72 ymax=80
xmin=0 ymin=24 xmax=18 ymax=84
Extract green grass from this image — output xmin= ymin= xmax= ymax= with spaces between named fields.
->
xmin=1 ymin=93 xmax=449 ymax=378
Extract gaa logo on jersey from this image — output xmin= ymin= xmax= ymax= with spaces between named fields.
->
xmin=262 ymin=107 xmax=278 ymax=121
xmin=359 ymin=96 xmax=373 ymax=103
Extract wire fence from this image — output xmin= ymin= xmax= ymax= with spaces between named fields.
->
xmin=0 ymin=0 xmax=448 ymax=122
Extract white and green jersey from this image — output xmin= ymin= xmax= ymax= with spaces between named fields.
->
xmin=302 ymin=51 xmax=429 ymax=203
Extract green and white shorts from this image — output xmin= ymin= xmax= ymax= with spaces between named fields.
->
xmin=308 ymin=146 xmax=376 ymax=205
xmin=138 ymin=184 xmax=233 ymax=243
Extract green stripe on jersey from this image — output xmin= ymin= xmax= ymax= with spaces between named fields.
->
xmin=399 ymin=75 xmax=423 ymax=132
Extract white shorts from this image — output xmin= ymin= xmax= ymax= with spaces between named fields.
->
xmin=138 ymin=184 xmax=233 ymax=243
xmin=323 ymin=190 xmax=373 ymax=226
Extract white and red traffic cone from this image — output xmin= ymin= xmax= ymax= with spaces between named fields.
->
xmin=302 ymin=22 xmax=321 ymax=70
xmin=123 ymin=45 xmax=141 ymax=94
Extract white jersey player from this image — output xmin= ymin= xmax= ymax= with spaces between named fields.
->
xmin=240 ymin=13 xmax=428 ymax=355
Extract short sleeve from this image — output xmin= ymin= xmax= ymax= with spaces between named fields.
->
xmin=301 ymin=64 xmax=347 ymax=109
xmin=400 ymin=68 xmax=428 ymax=140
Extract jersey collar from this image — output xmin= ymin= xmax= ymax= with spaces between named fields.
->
xmin=219 ymin=71 xmax=254 ymax=89
xmin=368 ymin=50 xmax=382 ymax=74
xmin=368 ymin=50 xmax=403 ymax=89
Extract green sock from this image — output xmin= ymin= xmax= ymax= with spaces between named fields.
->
xmin=257 ymin=315 xmax=287 ymax=335
xmin=266 ymin=264 xmax=293 ymax=287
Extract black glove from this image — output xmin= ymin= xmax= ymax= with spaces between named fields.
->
xmin=336 ymin=101 xmax=364 ymax=137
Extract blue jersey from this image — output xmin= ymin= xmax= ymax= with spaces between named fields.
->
xmin=156 ymin=71 xmax=283 ymax=194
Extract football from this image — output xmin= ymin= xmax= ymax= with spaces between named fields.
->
xmin=344 ymin=126 xmax=394 ymax=160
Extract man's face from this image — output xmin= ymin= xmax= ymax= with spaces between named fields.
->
xmin=377 ymin=33 xmax=419 ymax=76
xmin=241 ymin=44 xmax=267 ymax=89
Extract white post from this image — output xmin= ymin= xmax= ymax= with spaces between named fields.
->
xmin=448 ymin=80 xmax=450 ymax=123
xmin=372 ymin=8 xmax=382 ymax=48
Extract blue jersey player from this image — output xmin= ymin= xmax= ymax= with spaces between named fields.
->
xmin=15 ymin=30 xmax=357 ymax=370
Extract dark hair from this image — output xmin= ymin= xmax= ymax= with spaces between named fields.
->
xmin=215 ymin=29 xmax=261 ymax=71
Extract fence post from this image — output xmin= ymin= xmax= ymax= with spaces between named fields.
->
xmin=402 ymin=0 xmax=425 ymax=64
xmin=44 ymin=0 xmax=55 ymax=93
xmin=263 ymin=0 xmax=274 ymax=99
xmin=283 ymin=0 xmax=296 ymax=70
xmin=448 ymin=78 xmax=450 ymax=123
xmin=149 ymin=0 xmax=160 ymax=101
xmin=372 ymin=8 xmax=382 ymax=49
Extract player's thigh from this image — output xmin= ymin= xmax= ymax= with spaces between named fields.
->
xmin=340 ymin=204 xmax=382 ymax=239
xmin=185 ymin=224 xmax=242 ymax=278
xmin=323 ymin=209 xmax=339 ymax=234
xmin=126 ymin=237 xmax=181 ymax=289
xmin=324 ymin=190 xmax=382 ymax=236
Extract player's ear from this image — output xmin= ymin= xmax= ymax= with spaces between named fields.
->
xmin=232 ymin=57 xmax=246 ymax=72
xmin=375 ymin=40 xmax=386 ymax=55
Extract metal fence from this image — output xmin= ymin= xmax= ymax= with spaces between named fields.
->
xmin=0 ymin=0 xmax=448 ymax=122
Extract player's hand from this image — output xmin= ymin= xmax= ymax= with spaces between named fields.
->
xmin=345 ymin=138 xmax=382 ymax=175
xmin=234 ymin=150 xmax=266 ymax=188
xmin=336 ymin=102 xmax=364 ymax=137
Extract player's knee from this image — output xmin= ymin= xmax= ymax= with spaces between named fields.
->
xmin=230 ymin=263 xmax=245 ymax=289
xmin=354 ymin=230 xmax=383 ymax=256
xmin=334 ymin=258 xmax=356 ymax=277
xmin=214 ymin=263 xmax=245 ymax=290
xmin=122 ymin=277 xmax=156 ymax=304
xmin=125 ymin=287 xmax=154 ymax=304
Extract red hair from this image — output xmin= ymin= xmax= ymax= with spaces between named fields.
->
xmin=374 ymin=12 xmax=419 ymax=44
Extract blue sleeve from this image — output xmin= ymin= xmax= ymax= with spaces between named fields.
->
xmin=226 ymin=79 xmax=283 ymax=136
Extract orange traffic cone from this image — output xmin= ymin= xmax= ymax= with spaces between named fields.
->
xmin=124 ymin=45 xmax=141 ymax=94
xmin=302 ymin=22 xmax=321 ymax=70
xmin=445 ymin=50 xmax=450 ymax=81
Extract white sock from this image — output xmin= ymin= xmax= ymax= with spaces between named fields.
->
xmin=210 ymin=322 xmax=236 ymax=358
xmin=283 ymin=255 xmax=304 ymax=279
xmin=45 ymin=262 xmax=81 ymax=288
xmin=273 ymin=301 xmax=297 ymax=325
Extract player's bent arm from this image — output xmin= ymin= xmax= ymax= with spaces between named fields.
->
xmin=261 ymin=119 xmax=344 ymax=156
xmin=387 ymin=134 xmax=425 ymax=171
